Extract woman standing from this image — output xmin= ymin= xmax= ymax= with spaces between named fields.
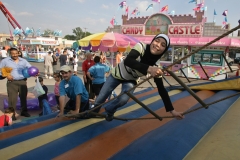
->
xmin=100 ymin=52 xmax=106 ymax=64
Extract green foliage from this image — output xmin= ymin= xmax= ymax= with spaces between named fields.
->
xmin=64 ymin=35 xmax=77 ymax=40
xmin=72 ymin=27 xmax=92 ymax=40
xmin=42 ymin=29 xmax=54 ymax=37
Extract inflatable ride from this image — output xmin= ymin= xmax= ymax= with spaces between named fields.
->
xmin=0 ymin=76 xmax=240 ymax=159
xmin=3 ymin=93 xmax=57 ymax=110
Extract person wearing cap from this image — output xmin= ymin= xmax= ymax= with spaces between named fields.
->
xmin=93 ymin=34 xmax=184 ymax=121
xmin=58 ymin=65 xmax=89 ymax=116
xmin=44 ymin=51 xmax=53 ymax=79
xmin=0 ymin=47 xmax=32 ymax=119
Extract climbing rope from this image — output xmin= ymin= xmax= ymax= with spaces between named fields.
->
xmin=87 ymin=91 xmax=240 ymax=121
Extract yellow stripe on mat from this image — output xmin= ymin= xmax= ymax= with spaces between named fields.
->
xmin=1 ymin=90 xmax=181 ymax=159
xmin=184 ymin=97 xmax=240 ymax=160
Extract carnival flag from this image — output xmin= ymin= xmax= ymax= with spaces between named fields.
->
xmin=110 ymin=17 xmax=115 ymax=26
xmin=168 ymin=10 xmax=175 ymax=16
xmin=36 ymin=28 xmax=42 ymax=36
xmin=25 ymin=27 xmax=34 ymax=36
xmin=213 ymin=9 xmax=217 ymax=23
xmin=114 ymin=19 xmax=118 ymax=25
xmin=224 ymin=17 xmax=228 ymax=22
xmin=146 ymin=4 xmax=153 ymax=11
xmin=136 ymin=11 xmax=140 ymax=16
xmin=13 ymin=27 xmax=22 ymax=36
xmin=131 ymin=8 xmax=138 ymax=15
xmin=160 ymin=5 xmax=168 ymax=12
xmin=125 ymin=6 xmax=129 ymax=14
xmin=189 ymin=0 xmax=196 ymax=3
xmin=222 ymin=10 xmax=228 ymax=16
xmin=152 ymin=0 xmax=160 ymax=3
xmin=53 ymin=30 xmax=62 ymax=36
xmin=197 ymin=3 xmax=204 ymax=7
xmin=214 ymin=9 xmax=217 ymax=15
xmin=193 ymin=7 xmax=201 ymax=11
xmin=201 ymin=6 xmax=207 ymax=11
xmin=119 ymin=1 xmax=126 ymax=9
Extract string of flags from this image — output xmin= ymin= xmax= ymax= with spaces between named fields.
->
xmin=12 ymin=27 xmax=62 ymax=37
xmin=222 ymin=10 xmax=228 ymax=26
xmin=111 ymin=0 xmax=227 ymax=27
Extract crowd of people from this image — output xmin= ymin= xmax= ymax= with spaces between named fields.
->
xmin=55 ymin=34 xmax=185 ymax=121
xmin=0 ymin=33 xmax=187 ymax=127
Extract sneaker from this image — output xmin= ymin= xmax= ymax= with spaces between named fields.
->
xmin=39 ymin=112 xmax=43 ymax=116
xmin=92 ymin=106 xmax=101 ymax=113
xmin=49 ymin=76 xmax=53 ymax=79
xmin=21 ymin=112 xmax=31 ymax=117
xmin=45 ymin=75 xmax=48 ymax=79
xmin=105 ymin=113 xmax=114 ymax=122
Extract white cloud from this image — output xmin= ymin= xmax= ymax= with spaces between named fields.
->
xmin=102 ymin=4 xmax=109 ymax=9
xmin=82 ymin=17 xmax=106 ymax=25
xmin=2 ymin=2 xmax=9 ymax=6
xmin=18 ymin=12 xmax=34 ymax=16
xmin=99 ymin=18 xmax=106 ymax=23
xmin=76 ymin=0 xmax=85 ymax=3
xmin=9 ymin=10 xmax=16 ymax=15
xmin=134 ymin=1 xmax=150 ymax=12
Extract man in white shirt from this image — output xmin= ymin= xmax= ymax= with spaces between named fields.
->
xmin=68 ymin=49 xmax=73 ymax=58
xmin=44 ymin=51 xmax=53 ymax=79
xmin=1 ymin=47 xmax=8 ymax=59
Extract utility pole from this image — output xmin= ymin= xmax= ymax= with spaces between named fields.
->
xmin=84 ymin=27 xmax=87 ymax=37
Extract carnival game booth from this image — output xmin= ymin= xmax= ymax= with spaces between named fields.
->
xmin=20 ymin=38 xmax=59 ymax=62
xmin=110 ymin=12 xmax=240 ymax=80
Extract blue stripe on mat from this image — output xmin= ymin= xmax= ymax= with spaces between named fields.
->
xmin=0 ymin=88 xmax=154 ymax=133
xmin=11 ymin=91 xmax=190 ymax=160
xmin=0 ymin=88 xmax=159 ymax=148
xmin=110 ymin=90 xmax=239 ymax=160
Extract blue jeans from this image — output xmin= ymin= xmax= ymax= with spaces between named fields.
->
xmin=94 ymin=74 xmax=135 ymax=115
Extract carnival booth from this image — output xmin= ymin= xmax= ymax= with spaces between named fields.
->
xmin=20 ymin=37 xmax=59 ymax=62
xmin=78 ymin=32 xmax=139 ymax=67
xmin=107 ymin=11 xmax=240 ymax=80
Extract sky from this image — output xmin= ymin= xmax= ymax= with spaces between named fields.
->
xmin=0 ymin=0 xmax=239 ymax=36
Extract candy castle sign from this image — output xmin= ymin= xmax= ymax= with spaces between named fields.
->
xmin=122 ymin=26 xmax=145 ymax=35
xmin=168 ymin=24 xmax=203 ymax=37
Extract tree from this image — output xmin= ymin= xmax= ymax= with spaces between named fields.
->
xmin=72 ymin=27 xmax=92 ymax=40
xmin=72 ymin=27 xmax=83 ymax=40
xmin=64 ymin=34 xmax=77 ymax=40
xmin=85 ymin=31 xmax=92 ymax=37
xmin=42 ymin=29 xmax=54 ymax=37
